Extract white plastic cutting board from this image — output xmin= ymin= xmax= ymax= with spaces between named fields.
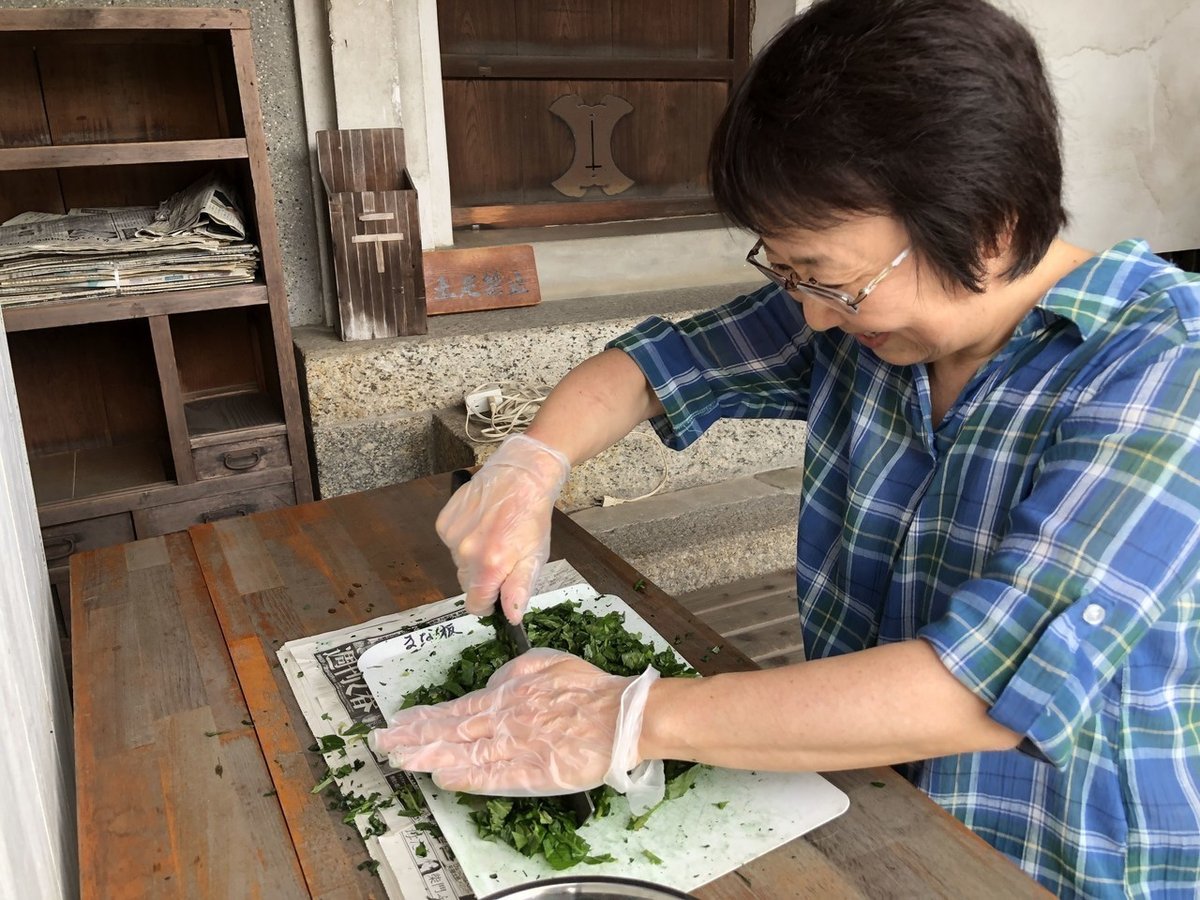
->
xmin=358 ymin=584 xmax=849 ymax=896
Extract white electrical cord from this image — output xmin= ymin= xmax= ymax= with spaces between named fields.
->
xmin=601 ymin=429 xmax=670 ymax=507
xmin=462 ymin=381 xmax=670 ymax=506
xmin=464 ymin=381 xmax=550 ymax=442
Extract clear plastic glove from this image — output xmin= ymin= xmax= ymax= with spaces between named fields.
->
xmin=369 ymin=648 xmax=666 ymax=814
xmin=436 ymin=434 xmax=570 ymax=624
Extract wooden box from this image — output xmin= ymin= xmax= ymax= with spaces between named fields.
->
xmin=317 ymin=128 xmax=427 ymax=340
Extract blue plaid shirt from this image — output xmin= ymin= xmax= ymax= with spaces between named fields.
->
xmin=608 ymin=240 xmax=1200 ymax=898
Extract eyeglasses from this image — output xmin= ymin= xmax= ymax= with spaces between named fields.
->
xmin=746 ymin=240 xmax=911 ymax=315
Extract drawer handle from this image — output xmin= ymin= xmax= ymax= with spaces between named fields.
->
xmin=221 ymin=447 xmax=265 ymax=471
xmin=44 ymin=534 xmax=79 ymax=562
xmin=202 ymin=504 xmax=253 ymax=523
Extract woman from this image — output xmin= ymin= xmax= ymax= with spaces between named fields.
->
xmin=373 ymin=1 xmax=1200 ymax=895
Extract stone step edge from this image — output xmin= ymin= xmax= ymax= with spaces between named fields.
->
xmin=293 ymin=279 xmax=761 ymax=357
xmin=570 ymin=469 xmax=802 ymax=535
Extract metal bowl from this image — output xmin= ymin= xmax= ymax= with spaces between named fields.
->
xmin=482 ymin=875 xmax=695 ymax=900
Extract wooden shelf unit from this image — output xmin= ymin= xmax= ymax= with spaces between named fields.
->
xmin=0 ymin=8 xmax=314 ymax=631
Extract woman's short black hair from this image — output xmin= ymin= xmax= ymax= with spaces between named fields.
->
xmin=710 ymin=0 xmax=1067 ymax=292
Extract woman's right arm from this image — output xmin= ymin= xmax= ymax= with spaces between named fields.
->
xmin=436 ymin=348 xmax=661 ymax=623
xmin=525 ymin=347 xmax=664 ymax=464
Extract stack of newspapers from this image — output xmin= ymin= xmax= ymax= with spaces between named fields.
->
xmin=0 ymin=173 xmax=260 ymax=307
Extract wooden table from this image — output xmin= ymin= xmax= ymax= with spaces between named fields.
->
xmin=72 ymin=473 xmax=1048 ymax=898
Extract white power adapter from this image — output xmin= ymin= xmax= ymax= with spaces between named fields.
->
xmin=464 ymin=384 xmax=503 ymax=416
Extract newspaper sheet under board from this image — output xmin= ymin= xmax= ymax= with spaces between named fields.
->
xmin=277 ymin=560 xmax=591 ymax=900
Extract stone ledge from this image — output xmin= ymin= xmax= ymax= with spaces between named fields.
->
xmin=293 ymin=280 xmax=759 ymax=425
xmin=570 ymin=471 xmax=803 ymax=595
xmin=430 ymin=408 xmax=806 ymax=513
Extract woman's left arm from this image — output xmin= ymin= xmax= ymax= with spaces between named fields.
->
xmin=640 ymin=639 xmax=1021 ymax=772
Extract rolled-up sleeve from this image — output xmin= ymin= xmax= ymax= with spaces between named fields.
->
xmin=606 ymin=285 xmax=815 ymax=449
xmin=919 ymin=341 xmax=1200 ymax=767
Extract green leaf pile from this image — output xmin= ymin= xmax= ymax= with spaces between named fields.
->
xmin=401 ymin=601 xmax=703 ymax=869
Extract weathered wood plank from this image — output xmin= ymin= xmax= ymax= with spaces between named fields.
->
xmin=678 ymin=569 xmax=796 ymax=616
xmin=0 ymin=138 xmax=247 ymax=170
xmin=192 ymin=493 xmax=453 ymax=898
xmin=0 ymin=282 xmax=269 ymax=333
xmin=696 ymin=590 xmax=800 ymax=638
xmin=149 ymin=315 xmax=199 ymax=485
xmin=72 ymin=532 xmax=306 ymax=899
xmin=451 ymin=196 xmax=715 ymax=229
xmin=229 ymin=26 xmax=314 ymax=504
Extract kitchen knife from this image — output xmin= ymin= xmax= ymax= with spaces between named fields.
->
xmin=448 ymin=467 xmax=595 ymax=826
xmin=449 ymin=468 xmax=532 ymax=654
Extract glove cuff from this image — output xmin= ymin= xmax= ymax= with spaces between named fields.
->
xmin=604 ymin=665 xmax=665 ymax=815
xmin=489 ymin=434 xmax=571 ymax=494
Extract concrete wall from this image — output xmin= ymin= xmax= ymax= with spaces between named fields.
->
xmin=5 ymin=0 xmax=326 ymax=326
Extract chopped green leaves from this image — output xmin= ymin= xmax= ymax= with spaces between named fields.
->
xmin=310 ymin=758 xmax=366 ymax=794
xmin=643 ymin=849 xmax=663 ymax=865
xmin=399 ymin=601 xmax=702 ymax=870
xmin=628 ymin=762 xmax=704 ymax=830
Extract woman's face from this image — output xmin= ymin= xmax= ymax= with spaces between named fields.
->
xmin=759 ymin=216 xmax=1008 ymax=368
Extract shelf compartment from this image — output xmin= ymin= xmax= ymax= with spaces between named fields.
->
xmin=0 ymin=139 xmax=249 ymax=171
xmin=184 ymin=391 xmax=285 ymax=440
xmin=2 ymin=282 xmax=269 ymax=332
xmin=29 ymin=442 xmax=173 ymax=506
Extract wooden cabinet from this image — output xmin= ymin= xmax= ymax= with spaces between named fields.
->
xmin=0 ymin=9 xmax=314 ymax=629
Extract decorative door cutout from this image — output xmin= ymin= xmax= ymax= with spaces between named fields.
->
xmin=549 ymin=93 xmax=634 ymax=198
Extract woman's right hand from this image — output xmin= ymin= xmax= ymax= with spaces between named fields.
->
xmin=435 ymin=434 xmax=571 ymax=624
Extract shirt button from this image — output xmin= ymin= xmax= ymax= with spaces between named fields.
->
xmin=1082 ymin=604 xmax=1105 ymax=626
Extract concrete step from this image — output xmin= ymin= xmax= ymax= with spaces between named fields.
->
xmin=430 ymin=407 xmax=806 ymax=513
xmin=677 ymin=570 xmax=805 ymax=668
xmin=569 ymin=468 xmax=802 ymax=597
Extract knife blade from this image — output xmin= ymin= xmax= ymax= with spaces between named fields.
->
xmin=448 ymin=468 xmax=595 ymax=826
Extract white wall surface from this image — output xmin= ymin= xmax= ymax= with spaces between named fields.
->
xmin=994 ymin=0 xmax=1200 ymax=253
xmin=0 ymin=316 xmax=75 ymax=899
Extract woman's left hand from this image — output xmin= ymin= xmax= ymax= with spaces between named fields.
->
xmin=370 ymin=648 xmax=663 ymax=805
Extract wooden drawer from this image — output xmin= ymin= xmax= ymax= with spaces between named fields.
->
xmin=133 ymin=482 xmax=296 ymax=537
xmin=42 ymin=513 xmax=136 ymax=568
xmin=193 ymin=434 xmax=290 ymax=480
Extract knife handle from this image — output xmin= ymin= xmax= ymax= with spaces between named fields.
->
xmin=450 ymin=468 xmax=472 ymax=494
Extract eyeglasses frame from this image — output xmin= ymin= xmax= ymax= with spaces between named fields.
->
xmin=746 ymin=240 xmax=911 ymax=315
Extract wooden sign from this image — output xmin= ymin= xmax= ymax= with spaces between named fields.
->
xmin=422 ymin=245 xmax=541 ymax=316
xmin=317 ymin=128 xmax=427 ymax=340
